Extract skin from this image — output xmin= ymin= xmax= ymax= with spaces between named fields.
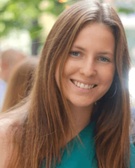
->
xmin=55 ymin=23 xmax=115 ymax=131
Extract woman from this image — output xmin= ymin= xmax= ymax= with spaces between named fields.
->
xmin=1 ymin=57 xmax=38 ymax=112
xmin=0 ymin=1 xmax=135 ymax=168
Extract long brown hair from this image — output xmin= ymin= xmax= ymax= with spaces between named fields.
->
xmin=7 ymin=1 xmax=130 ymax=168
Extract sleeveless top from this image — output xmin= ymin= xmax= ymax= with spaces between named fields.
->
xmin=41 ymin=123 xmax=135 ymax=168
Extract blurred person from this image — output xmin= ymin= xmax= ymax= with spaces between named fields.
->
xmin=0 ymin=50 xmax=1 ymax=71
xmin=1 ymin=57 xmax=38 ymax=112
xmin=0 ymin=48 xmax=26 ymax=110
xmin=0 ymin=1 xmax=135 ymax=168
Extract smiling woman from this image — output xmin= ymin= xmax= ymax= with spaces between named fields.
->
xmin=0 ymin=0 xmax=135 ymax=168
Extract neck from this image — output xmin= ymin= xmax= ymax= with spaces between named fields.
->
xmin=69 ymin=103 xmax=93 ymax=134
xmin=74 ymin=109 xmax=92 ymax=133
xmin=62 ymin=104 xmax=93 ymax=146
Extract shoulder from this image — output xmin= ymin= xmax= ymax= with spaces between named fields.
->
xmin=0 ymin=109 xmax=27 ymax=167
xmin=0 ymin=115 xmax=15 ymax=167
xmin=0 ymin=116 xmax=14 ymax=143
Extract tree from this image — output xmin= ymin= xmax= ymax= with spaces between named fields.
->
xmin=2 ymin=0 xmax=134 ymax=55
xmin=0 ymin=0 xmax=71 ymax=55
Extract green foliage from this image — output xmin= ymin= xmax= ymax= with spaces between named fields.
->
xmin=0 ymin=0 xmax=75 ymax=54
xmin=45 ymin=0 xmax=66 ymax=16
xmin=0 ymin=0 xmax=41 ymax=38
xmin=1 ymin=0 xmax=134 ymax=54
xmin=116 ymin=1 xmax=135 ymax=14
xmin=0 ymin=0 xmax=70 ymax=39
xmin=117 ymin=6 xmax=135 ymax=14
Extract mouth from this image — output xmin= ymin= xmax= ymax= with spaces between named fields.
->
xmin=71 ymin=79 xmax=97 ymax=89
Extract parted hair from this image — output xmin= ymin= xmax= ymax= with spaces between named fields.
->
xmin=7 ymin=1 xmax=130 ymax=168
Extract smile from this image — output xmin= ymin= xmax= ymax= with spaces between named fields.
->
xmin=71 ymin=80 xmax=97 ymax=89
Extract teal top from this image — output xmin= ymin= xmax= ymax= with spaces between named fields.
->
xmin=130 ymin=143 xmax=135 ymax=168
xmin=41 ymin=123 xmax=135 ymax=168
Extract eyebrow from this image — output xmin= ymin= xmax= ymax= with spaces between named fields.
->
xmin=71 ymin=45 xmax=85 ymax=51
xmin=72 ymin=45 xmax=114 ymax=56
xmin=97 ymin=52 xmax=114 ymax=56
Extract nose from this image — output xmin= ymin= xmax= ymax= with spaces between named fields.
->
xmin=80 ymin=59 xmax=97 ymax=77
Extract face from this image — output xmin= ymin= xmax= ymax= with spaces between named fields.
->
xmin=55 ymin=22 xmax=115 ymax=113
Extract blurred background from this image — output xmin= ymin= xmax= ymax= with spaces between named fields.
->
xmin=0 ymin=0 xmax=135 ymax=106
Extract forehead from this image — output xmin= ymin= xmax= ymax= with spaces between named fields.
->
xmin=76 ymin=22 xmax=114 ymax=38
xmin=72 ymin=22 xmax=115 ymax=51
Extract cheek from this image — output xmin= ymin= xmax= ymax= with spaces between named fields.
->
xmin=63 ymin=57 xmax=76 ymax=74
xmin=107 ymin=69 xmax=115 ymax=85
xmin=102 ymin=66 xmax=115 ymax=84
xmin=111 ymin=66 xmax=115 ymax=79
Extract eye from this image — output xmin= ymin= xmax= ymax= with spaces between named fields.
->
xmin=98 ymin=56 xmax=110 ymax=63
xmin=69 ymin=51 xmax=81 ymax=57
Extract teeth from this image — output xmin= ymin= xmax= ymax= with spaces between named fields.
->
xmin=73 ymin=80 xmax=95 ymax=89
